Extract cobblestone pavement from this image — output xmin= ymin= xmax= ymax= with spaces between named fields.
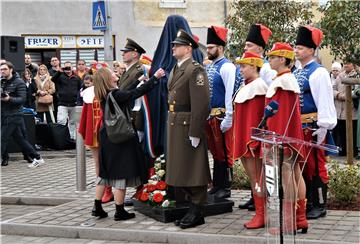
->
xmin=1 ymin=150 xmax=359 ymax=243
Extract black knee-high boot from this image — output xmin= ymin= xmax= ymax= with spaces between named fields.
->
xmin=209 ymin=161 xmax=221 ymax=194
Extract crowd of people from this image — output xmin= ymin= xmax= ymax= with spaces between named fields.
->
xmin=1 ymin=18 xmax=359 ymax=234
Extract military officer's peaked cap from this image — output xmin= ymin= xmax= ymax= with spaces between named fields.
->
xmin=121 ymin=38 xmax=146 ymax=54
xmin=171 ymin=29 xmax=199 ymax=49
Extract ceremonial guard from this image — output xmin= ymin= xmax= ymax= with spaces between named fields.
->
xmin=165 ymin=30 xmax=211 ymax=229
xmin=293 ymin=26 xmax=337 ymax=220
xmin=266 ymin=43 xmax=308 ymax=233
xmin=204 ymin=26 xmax=236 ymax=199
xmin=237 ymin=24 xmax=275 ymax=210
xmin=232 ymin=52 xmax=268 ymax=229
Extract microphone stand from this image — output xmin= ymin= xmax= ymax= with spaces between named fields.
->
xmin=279 ymin=145 xmax=284 ymax=244
xmin=262 ymin=122 xmax=284 ymax=243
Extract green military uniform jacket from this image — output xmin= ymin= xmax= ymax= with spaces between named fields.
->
xmin=118 ymin=61 xmax=145 ymax=130
xmin=165 ymin=58 xmax=211 ymax=187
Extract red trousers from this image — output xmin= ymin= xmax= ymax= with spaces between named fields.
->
xmin=205 ymin=117 xmax=234 ymax=167
xmin=302 ymin=128 xmax=329 ymax=184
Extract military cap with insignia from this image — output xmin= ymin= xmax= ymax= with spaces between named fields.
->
xmin=171 ymin=29 xmax=199 ymax=49
xmin=121 ymin=38 xmax=146 ymax=54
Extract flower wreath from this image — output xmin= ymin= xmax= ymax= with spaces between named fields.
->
xmin=137 ymin=155 xmax=175 ymax=208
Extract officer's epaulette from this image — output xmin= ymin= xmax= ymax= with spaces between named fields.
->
xmin=192 ymin=61 xmax=200 ymax=66
xmin=136 ymin=64 xmax=143 ymax=71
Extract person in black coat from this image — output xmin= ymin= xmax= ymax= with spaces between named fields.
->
xmin=22 ymin=68 xmax=37 ymax=110
xmin=1 ymin=62 xmax=44 ymax=167
xmin=91 ymin=67 xmax=165 ymax=221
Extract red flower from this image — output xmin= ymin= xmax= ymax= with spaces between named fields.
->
xmin=147 ymin=184 xmax=156 ymax=192
xmin=139 ymin=192 xmax=149 ymax=202
xmin=156 ymin=181 xmax=167 ymax=190
xmin=153 ymin=192 xmax=164 ymax=203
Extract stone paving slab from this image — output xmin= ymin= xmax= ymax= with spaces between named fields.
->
xmin=1 ymin=151 xmax=359 ymax=243
xmin=0 ymin=234 xmax=162 ymax=244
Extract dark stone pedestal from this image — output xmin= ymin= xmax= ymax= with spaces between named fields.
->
xmin=133 ymin=194 xmax=234 ymax=223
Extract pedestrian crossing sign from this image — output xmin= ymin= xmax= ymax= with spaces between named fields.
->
xmin=92 ymin=1 xmax=107 ymax=30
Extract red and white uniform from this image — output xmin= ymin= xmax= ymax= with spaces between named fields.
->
xmin=233 ymin=77 xmax=268 ymax=159
xmin=265 ymin=70 xmax=304 ymax=157
xmin=78 ymin=86 xmax=102 ymax=148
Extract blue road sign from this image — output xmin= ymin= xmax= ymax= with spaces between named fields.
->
xmin=92 ymin=1 xmax=107 ymax=30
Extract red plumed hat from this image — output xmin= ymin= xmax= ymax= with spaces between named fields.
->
xmin=207 ymin=26 xmax=228 ymax=46
xmin=246 ymin=24 xmax=272 ymax=48
xmin=295 ymin=26 xmax=323 ymax=49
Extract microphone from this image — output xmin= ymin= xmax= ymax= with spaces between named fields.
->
xmin=258 ymin=100 xmax=279 ymax=129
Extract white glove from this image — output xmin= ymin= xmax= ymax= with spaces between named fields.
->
xmin=220 ymin=116 xmax=232 ymax=133
xmin=137 ymin=131 xmax=144 ymax=142
xmin=312 ymin=127 xmax=327 ymax=145
xmin=189 ymin=136 xmax=200 ymax=148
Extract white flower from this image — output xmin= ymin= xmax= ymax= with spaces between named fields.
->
xmin=161 ymin=199 xmax=170 ymax=208
xmin=153 ymin=190 xmax=166 ymax=196
xmin=157 ymin=170 xmax=165 ymax=178
xmin=154 ymin=163 xmax=161 ymax=170
xmin=148 ymin=180 xmax=158 ymax=185
xmin=150 ymin=175 xmax=159 ymax=181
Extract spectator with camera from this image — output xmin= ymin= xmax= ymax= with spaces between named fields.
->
xmin=1 ymin=61 xmax=44 ymax=167
xmin=51 ymin=61 xmax=82 ymax=140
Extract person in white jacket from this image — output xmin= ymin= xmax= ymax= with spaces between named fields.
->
xmin=293 ymin=26 xmax=337 ymax=220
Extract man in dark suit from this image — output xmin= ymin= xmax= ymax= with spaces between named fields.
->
xmin=166 ymin=30 xmax=211 ymax=229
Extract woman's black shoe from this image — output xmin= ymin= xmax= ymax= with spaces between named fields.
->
xmin=114 ymin=203 xmax=135 ymax=221
xmin=91 ymin=199 xmax=108 ymax=218
xmin=1 ymin=159 xmax=9 ymax=166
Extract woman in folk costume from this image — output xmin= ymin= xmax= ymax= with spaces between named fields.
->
xmin=78 ymin=62 xmax=108 ymax=198
xmin=266 ymin=43 xmax=308 ymax=233
xmin=232 ymin=52 xmax=268 ymax=229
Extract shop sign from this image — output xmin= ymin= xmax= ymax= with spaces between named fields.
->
xmin=25 ymin=36 xmax=62 ymax=48
xmin=62 ymin=36 xmax=76 ymax=48
xmin=76 ymin=36 xmax=104 ymax=48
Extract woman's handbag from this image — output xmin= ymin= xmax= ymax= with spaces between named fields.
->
xmin=38 ymin=94 xmax=53 ymax=105
xmin=104 ymin=91 xmax=136 ymax=143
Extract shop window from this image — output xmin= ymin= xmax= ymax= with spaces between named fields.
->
xmin=60 ymin=49 xmax=77 ymax=67
xmin=97 ymin=49 xmax=105 ymax=62
xmin=79 ymin=49 xmax=96 ymax=66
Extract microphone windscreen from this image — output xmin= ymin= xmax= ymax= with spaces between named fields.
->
xmin=264 ymin=100 xmax=279 ymax=118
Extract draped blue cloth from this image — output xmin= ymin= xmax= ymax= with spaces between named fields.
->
xmin=147 ymin=15 xmax=203 ymax=155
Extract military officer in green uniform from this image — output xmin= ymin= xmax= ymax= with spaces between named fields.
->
xmin=119 ymin=38 xmax=147 ymax=136
xmin=165 ymin=30 xmax=211 ymax=229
